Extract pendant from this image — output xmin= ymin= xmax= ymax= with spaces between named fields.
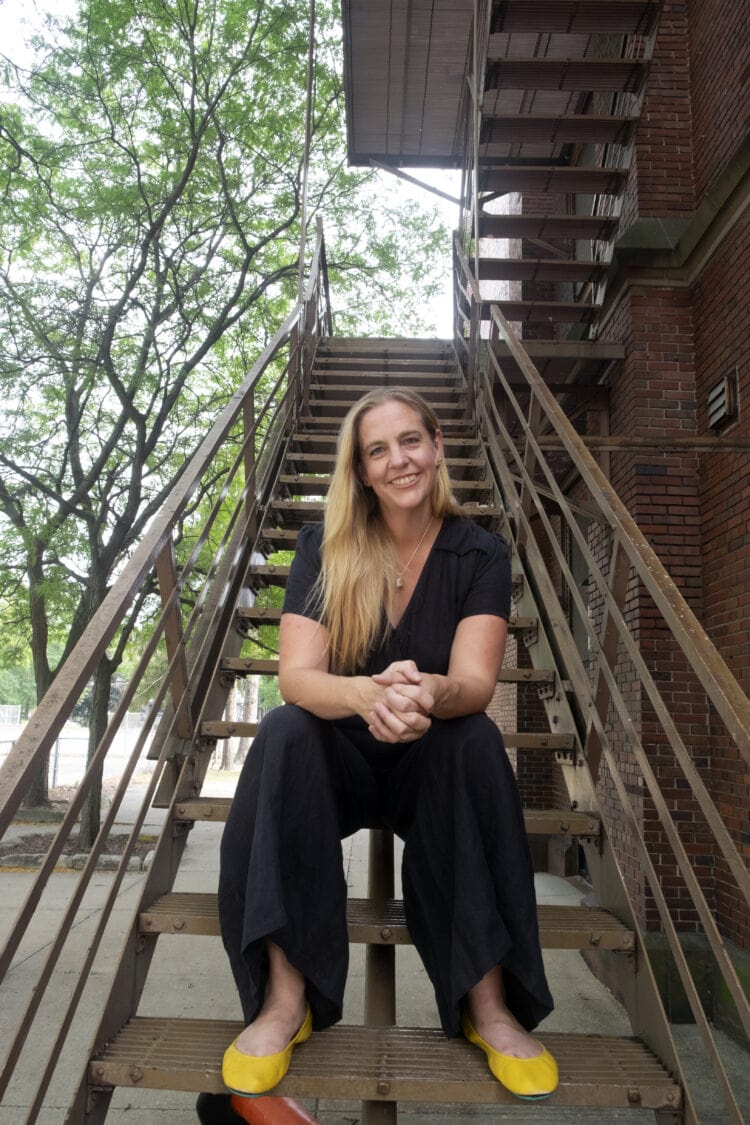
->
xmin=395 ymin=576 xmax=404 ymax=589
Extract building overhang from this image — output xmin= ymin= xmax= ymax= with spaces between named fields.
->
xmin=342 ymin=0 xmax=474 ymax=169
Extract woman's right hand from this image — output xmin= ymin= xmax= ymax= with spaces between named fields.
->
xmin=359 ymin=662 xmax=435 ymax=743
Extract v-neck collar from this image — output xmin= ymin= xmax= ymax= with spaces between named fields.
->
xmin=385 ymin=517 xmax=446 ymax=630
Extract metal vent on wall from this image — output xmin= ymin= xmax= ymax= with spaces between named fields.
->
xmin=708 ymin=369 xmax=739 ymax=429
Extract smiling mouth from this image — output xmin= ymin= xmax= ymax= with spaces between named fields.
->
xmin=390 ymin=473 xmax=420 ymax=486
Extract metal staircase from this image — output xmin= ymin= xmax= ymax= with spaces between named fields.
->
xmin=2 ymin=238 xmax=749 ymax=1120
xmin=459 ymin=0 xmax=661 ymax=349
xmin=80 ymin=336 xmax=682 ymax=1121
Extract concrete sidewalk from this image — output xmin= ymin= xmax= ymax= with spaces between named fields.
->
xmin=1 ymin=777 xmax=748 ymax=1124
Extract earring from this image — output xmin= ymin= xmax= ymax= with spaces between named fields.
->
xmin=436 ymin=456 xmax=442 ymax=467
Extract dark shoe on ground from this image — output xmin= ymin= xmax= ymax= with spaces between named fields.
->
xmin=196 ymin=1091 xmax=243 ymax=1122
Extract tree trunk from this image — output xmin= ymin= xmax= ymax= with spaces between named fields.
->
xmin=23 ymin=548 xmax=53 ymax=807
xmin=234 ymin=675 xmax=259 ymax=766
xmin=78 ymin=659 xmax=112 ymax=850
xmin=220 ymin=683 xmax=236 ymax=771
xmin=22 ymin=749 xmax=51 ymax=808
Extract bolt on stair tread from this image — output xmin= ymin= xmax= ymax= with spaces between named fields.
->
xmin=89 ymin=1021 xmax=680 ymax=1108
xmin=139 ymin=893 xmax=634 ymax=950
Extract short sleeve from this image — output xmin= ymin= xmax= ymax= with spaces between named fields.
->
xmin=459 ymin=532 xmax=511 ymax=622
xmin=282 ymin=523 xmax=324 ymax=620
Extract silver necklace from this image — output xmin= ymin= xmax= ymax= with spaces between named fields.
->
xmin=394 ymin=517 xmax=434 ymax=589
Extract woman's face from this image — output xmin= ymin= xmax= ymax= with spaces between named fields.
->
xmin=356 ymin=399 xmax=443 ymax=520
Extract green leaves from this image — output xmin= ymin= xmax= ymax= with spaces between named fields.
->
xmin=0 ymin=0 xmax=449 ymax=719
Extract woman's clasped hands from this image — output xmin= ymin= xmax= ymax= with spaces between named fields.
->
xmin=364 ymin=659 xmax=437 ymax=743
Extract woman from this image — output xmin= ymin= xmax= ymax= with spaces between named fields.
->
xmin=217 ymin=388 xmax=557 ymax=1106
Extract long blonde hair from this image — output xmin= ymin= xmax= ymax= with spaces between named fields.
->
xmin=316 ymin=387 xmax=463 ymax=673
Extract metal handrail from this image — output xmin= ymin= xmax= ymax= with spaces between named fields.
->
xmin=0 ymin=224 xmax=331 ymax=1119
xmin=478 ymin=297 xmax=750 ymax=1122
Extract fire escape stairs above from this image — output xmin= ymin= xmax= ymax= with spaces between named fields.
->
xmin=473 ymin=0 xmax=659 ymax=337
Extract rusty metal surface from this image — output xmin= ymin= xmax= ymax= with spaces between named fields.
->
xmin=492 ymin=1 xmax=661 ymax=36
xmin=156 ymin=540 xmax=194 ymax=740
xmin=479 ymin=295 xmax=748 ymax=1119
xmin=174 ymin=797 xmax=600 ymax=841
xmin=140 ymin=893 xmax=633 ymax=951
xmin=0 ymin=227 xmax=335 ymax=1121
xmin=89 ymin=1020 xmax=680 ymax=1108
xmin=220 ymin=656 xmax=555 ymax=685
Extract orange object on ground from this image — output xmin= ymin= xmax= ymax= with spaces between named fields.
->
xmin=229 ymin=1095 xmax=319 ymax=1124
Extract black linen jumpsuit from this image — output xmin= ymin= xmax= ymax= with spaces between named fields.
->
xmin=218 ymin=518 xmax=554 ymax=1037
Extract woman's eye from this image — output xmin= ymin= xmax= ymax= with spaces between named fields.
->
xmin=404 ymin=436 xmax=421 ymax=447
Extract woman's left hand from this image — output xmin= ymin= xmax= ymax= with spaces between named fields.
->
xmin=368 ymin=661 xmax=436 ymax=742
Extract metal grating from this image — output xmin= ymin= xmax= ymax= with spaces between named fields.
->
xmin=90 ymin=1021 xmax=680 ymax=1109
xmin=484 ymin=56 xmax=648 ymax=94
xmin=492 ymin=1 xmax=661 ymax=36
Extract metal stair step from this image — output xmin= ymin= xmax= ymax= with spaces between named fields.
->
xmin=491 ymin=1 xmax=661 ymax=36
xmin=201 ymin=719 xmax=576 ymax=753
xmin=89 ymin=1022 xmax=678 ymax=1107
xmin=175 ymin=799 xmax=599 ymax=839
xmin=247 ymin=563 xmax=291 ymax=587
xmin=478 ymin=213 xmax=618 ymax=241
xmin=290 ymin=432 xmax=480 ymax=453
xmin=481 ymin=113 xmax=638 ymax=147
xmin=140 ymin=894 xmax=633 ymax=950
xmin=478 ymin=258 xmax=604 ymax=284
xmin=266 ymin=499 xmax=505 ymax=529
xmin=306 ymin=399 xmax=465 ymax=419
xmin=311 ymin=370 xmax=459 ymax=388
xmin=277 ymin=473 xmax=493 ymax=499
xmin=236 ymin=606 xmax=536 ymax=630
xmin=478 ymin=165 xmax=627 ymax=195
xmin=258 ymin=527 xmax=299 ymax=550
xmin=316 ymin=338 xmax=453 ymax=357
xmin=313 ymin=357 xmax=457 ymax=371
xmin=248 ymin=555 xmax=526 ymax=586
xmin=479 ymin=300 xmax=599 ymax=324
xmin=284 ymin=451 xmax=486 ymax=474
xmin=223 ymin=657 xmax=552 ymax=685
xmin=296 ymin=415 xmax=474 ymax=434
xmin=308 ymin=382 xmax=462 ymax=401
xmin=485 ymin=56 xmax=649 ymax=94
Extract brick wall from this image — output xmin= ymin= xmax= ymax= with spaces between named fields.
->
xmin=689 ymin=0 xmax=750 ymax=200
xmin=692 ymin=211 xmax=750 ymax=947
xmin=620 ymin=0 xmax=694 ymax=233
xmin=599 ymin=286 xmax=716 ymax=930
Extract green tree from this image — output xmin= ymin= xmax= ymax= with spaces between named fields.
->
xmin=0 ymin=0 xmax=448 ymax=838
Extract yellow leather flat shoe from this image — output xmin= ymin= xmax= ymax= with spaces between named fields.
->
xmin=222 ymin=1006 xmax=313 ymax=1096
xmin=461 ymin=1012 xmax=558 ymax=1100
